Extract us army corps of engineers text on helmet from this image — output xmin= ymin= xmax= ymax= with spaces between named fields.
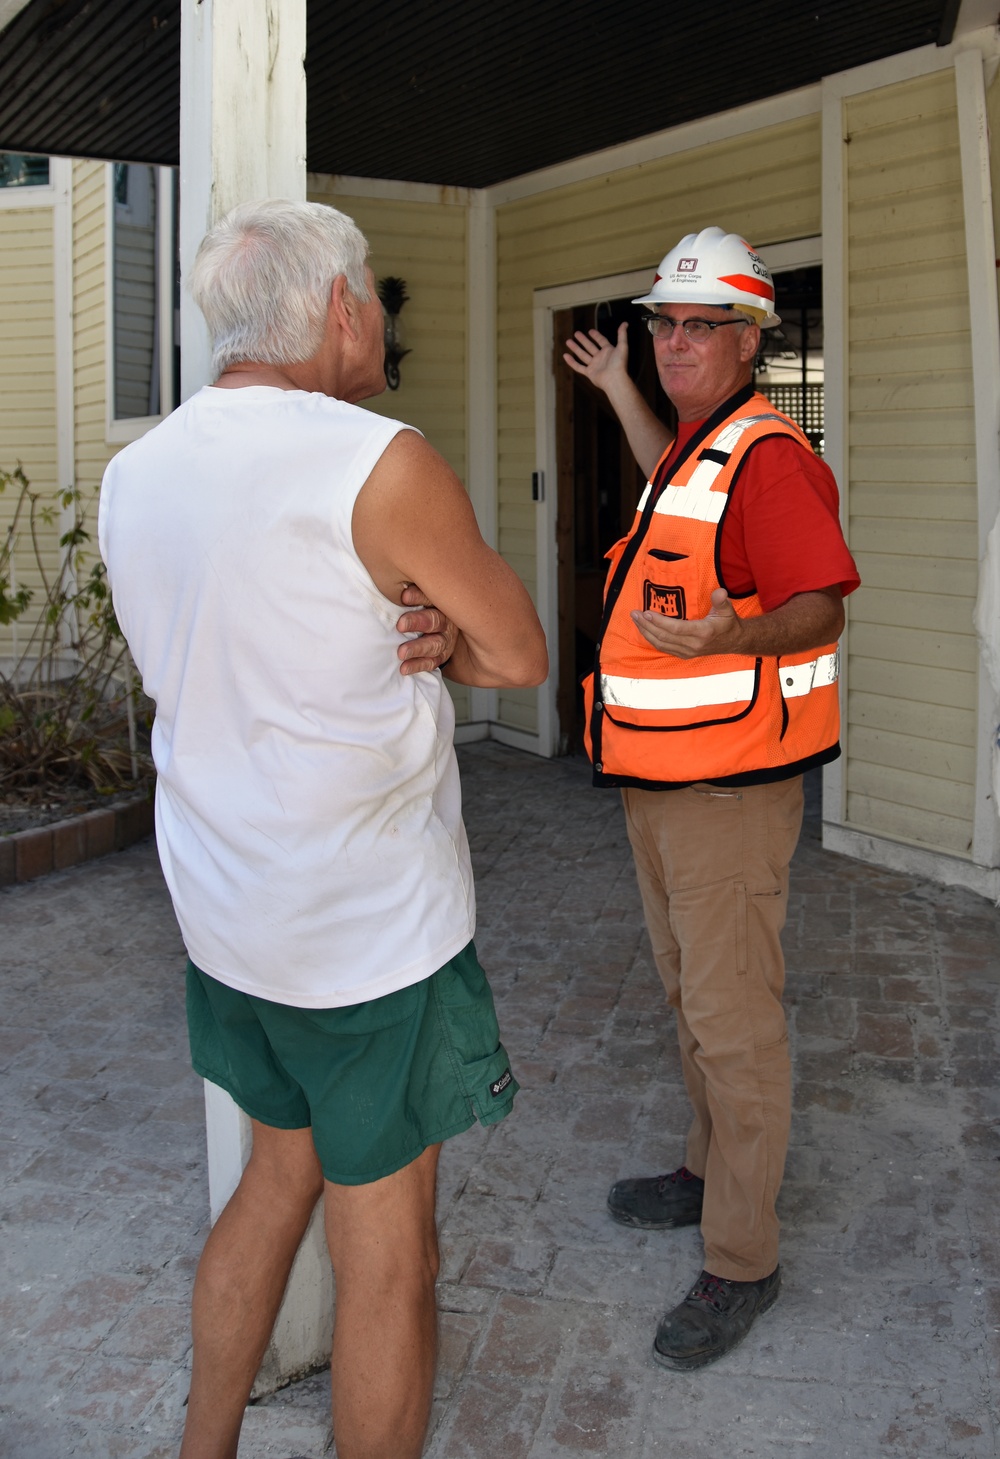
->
xmin=633 ymin=225 xmax=782 ymax=328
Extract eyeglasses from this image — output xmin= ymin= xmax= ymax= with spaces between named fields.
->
xmin=644 ymin=314 xmax=748 ymax=343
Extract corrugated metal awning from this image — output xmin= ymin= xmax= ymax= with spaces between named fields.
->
xmin=0 ymin=0 xmax=952 ymax=187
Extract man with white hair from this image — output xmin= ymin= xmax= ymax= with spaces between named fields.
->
xmin=100 ymin=198 xmax=546 ymax=1459
xmin=565 ymin=227 xmax=858 ymax=1371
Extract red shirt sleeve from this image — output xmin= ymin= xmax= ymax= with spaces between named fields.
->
xmin=718 ymin=436 xmax=860 ymax=611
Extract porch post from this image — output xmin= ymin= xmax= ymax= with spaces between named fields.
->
xmin=178 ymin=0 xmax=334 ymax=1395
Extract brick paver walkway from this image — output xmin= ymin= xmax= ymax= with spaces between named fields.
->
xmin=2 ymin=743 xmax=998 ymax=1457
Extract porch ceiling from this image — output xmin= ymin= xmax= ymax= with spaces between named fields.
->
xmin=0 ymin=0 xmax=953 ymax=189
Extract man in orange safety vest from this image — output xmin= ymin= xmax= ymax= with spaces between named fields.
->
xmin=564 ymin=226 xmax=859 ymax=1371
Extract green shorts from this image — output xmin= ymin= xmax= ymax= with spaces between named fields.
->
xmin=185 ymin=941 xmax=518 ymax=1185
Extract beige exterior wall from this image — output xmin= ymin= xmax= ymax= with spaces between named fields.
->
xmin=310 ymin=179 xmax=471 ymax=721
xmin=493 ymin=114 xmax=822 ymax=733
xmin=308 ymin=179 xmax=467 ymax=482
xmin=0 ymin=195 xmax=58 ymax=659
xmin=843 ymin=69 xmax=979 ymax=858
xmin=73 ymin=161 xmax=117 ymax=497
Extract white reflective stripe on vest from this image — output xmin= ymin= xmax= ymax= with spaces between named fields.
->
xmin=779 ymin=650 xmax=839 ymax=699
xmin=652 ymin=469 xmax=727 ymax=523
xmin=635 ymin=414 xmax=790 ymax=525
xmin=711 ymin=412 xmax=787 ymax=454
xmin=601 ymin=667 xmax=756 ymax=710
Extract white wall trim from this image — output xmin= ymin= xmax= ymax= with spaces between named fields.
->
xmin=466 ymin=190 xmax=499 ymax=730
xmin=0 ymin=173 xmax=57 ymax=208
xmin=824 ymin=821 xmax=1000 ymax=902
xmin=309 ymin=171 xmax=471 ymax=207
xmin=51 ymin=158 xmax=76 ymax=633
xmin=955 ymin=47 xmax=1000 ymax=870
xmin=820 ymin=79 xmax=849 ymax=831
xmin=453 ymin=721 xmax=491 ymax=745
xmin=761 ymin=236 xmax=823 ymax=272
xmin=104 ymin=164 xmax=175 ymax=445
xmin=489 ymin=723 xmax=543 ymax=757
xmin=821 ymin=27 xmax=1000 ymax=104
xmin=532 ymin=269 xmax=652 ymax=757
xmin=485 ymin=84 xmax=823 ymax=207
xmin=156 ymin=166 xmax=176 ymax=425
xmin=51 ymin=159 xmax=74 ymax=497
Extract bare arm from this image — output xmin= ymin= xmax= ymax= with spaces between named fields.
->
xmin=632 ymin=586 xmax=844 ymax=660
xmin=353 ymin=430 xmax=548 ymax=687
xmin=563 ymin=322 xmax=674 ymax=479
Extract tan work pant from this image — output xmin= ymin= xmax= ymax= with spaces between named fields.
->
xmin=622 ymin=776 xmax=804 ymax=1282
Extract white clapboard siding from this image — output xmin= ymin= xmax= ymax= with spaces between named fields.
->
xmin=112 ymin=215 xmax=158 ymax=419
xmin=494 ymin=113 xmax=822 ymax=733
xmin=845 ymin=68 xmax=978 ymax=857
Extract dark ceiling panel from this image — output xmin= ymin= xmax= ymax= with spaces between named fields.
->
xmin=0 ymin=0 xmax=952 ymax=186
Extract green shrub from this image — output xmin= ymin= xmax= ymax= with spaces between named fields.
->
xmin=0 ymin=465 xmax=153 ymax=802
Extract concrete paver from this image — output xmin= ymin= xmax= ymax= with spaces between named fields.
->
xmin=1 ymin=742 xmax=998 ymax=1457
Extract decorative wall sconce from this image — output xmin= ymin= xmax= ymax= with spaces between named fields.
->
xmin=377 ymin=276 xmax=410 ymax=390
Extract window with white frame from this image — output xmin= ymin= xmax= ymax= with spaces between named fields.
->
xmin=0 ymin=152 xmax=50 ymax=188
xmin=107 ymin=163 xmax=178 ymax=441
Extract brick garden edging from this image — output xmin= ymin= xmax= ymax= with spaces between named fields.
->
xmin=0 ymin=795 xmax=155 ymax=888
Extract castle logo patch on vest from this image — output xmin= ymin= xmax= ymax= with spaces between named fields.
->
xmin=644 ymin=581 xmax=687 ymax=619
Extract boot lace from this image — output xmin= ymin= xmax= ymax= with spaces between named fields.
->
xmin=687 ymin=1272 xmax=733 ymax=1313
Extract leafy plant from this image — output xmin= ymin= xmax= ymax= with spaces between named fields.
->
xmin=0 ymin=464 xmax=153 ymax=803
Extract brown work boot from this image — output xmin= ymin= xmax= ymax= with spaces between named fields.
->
xmin=607 ymin=1166 xmax=704 ymax=1229
xmin=653 ymin=1267 xmax=781 ymax=1371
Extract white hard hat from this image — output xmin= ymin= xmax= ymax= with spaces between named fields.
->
xmin=632 ymin=226 xmax=781 ymax=328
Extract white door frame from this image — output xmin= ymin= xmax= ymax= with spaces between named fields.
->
xmin=532 ymin=238 xmax=822 ymax=759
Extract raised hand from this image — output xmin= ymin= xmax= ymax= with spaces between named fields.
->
xmin=563 ymin=322 xmax=629 ymax=394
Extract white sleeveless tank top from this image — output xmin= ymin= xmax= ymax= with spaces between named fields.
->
xmin=98 ymin=386 xmax=475 ymax=1007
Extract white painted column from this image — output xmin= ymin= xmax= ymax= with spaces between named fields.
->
xmin=180 ymin=0 xmax=307 ymax=400
xmin=819 ymin=77 xmax=849 ymax=831
xmin=465 ymin=190 xmax=499 ymax=732
xmin=955 ymin=46 xmax=1000 ymax=873
xmin=179 ymin=0 xmax=332 ymax=1395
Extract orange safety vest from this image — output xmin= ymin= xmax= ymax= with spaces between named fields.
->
xmin=583 ymin=385 xmax=841 ymax=790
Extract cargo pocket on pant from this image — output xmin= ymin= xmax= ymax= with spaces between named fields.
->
xmin=430 ymin=945 xmax=520 ymax=1127
xmin=458 ymin=1045 xmax=520 ymax=1127
xmin=740 ymin=884 xmax=788 ymax=1051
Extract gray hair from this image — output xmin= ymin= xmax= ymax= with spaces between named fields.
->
xmin=190 ymin=199 xmax=372 ymax=374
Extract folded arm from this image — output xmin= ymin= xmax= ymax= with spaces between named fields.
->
xmin=353 ymin=430 xmax=548 ymax=687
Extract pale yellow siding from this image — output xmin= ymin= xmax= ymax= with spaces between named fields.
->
xmin=310 ymin=180 xmax=470 ymax=721
xmin=0 ymin=201 xmax=58 ymax=658
xmin=494 ymin=114 xmax=822 ymax=732
xmin=844 ymin=69 xmax=978 ymax=857
xmin=308 ymin=181 xmax=467 ymax=481
xmin=73 ymin=161 xmax=118 ymax=496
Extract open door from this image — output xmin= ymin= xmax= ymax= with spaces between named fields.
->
xmin=553 ymin=297 xmax=675 ymax=754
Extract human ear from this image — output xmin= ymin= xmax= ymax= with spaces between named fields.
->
xmin=739 ymin=324 xmax=761 ymax=363
xmin=329 ymin=274 xmax=360 ymax=341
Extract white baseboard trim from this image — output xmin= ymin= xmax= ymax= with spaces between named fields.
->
xmin=452 ymin=719 xmax=546 ymax=756
xmin=822 ymin=821 xmax=1000 ymax=903
xmin=453 ymin=721 xmax=491 ymax=744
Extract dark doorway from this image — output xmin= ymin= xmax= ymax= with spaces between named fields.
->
xmin=553 ymin=297 xmax=676 ymax=754
xmin=756 ymin=265 xmax=824 ymax=453
xmin=553 ymin=264 xmax=824 ymax=755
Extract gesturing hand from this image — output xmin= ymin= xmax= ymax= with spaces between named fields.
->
xmin=631 ymin=588 xmax=746 ymax=659
xmin=563 ymin=322 xmax=629 ymax=395
xmin=396 ymin=583 xmax=459 ymax=675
